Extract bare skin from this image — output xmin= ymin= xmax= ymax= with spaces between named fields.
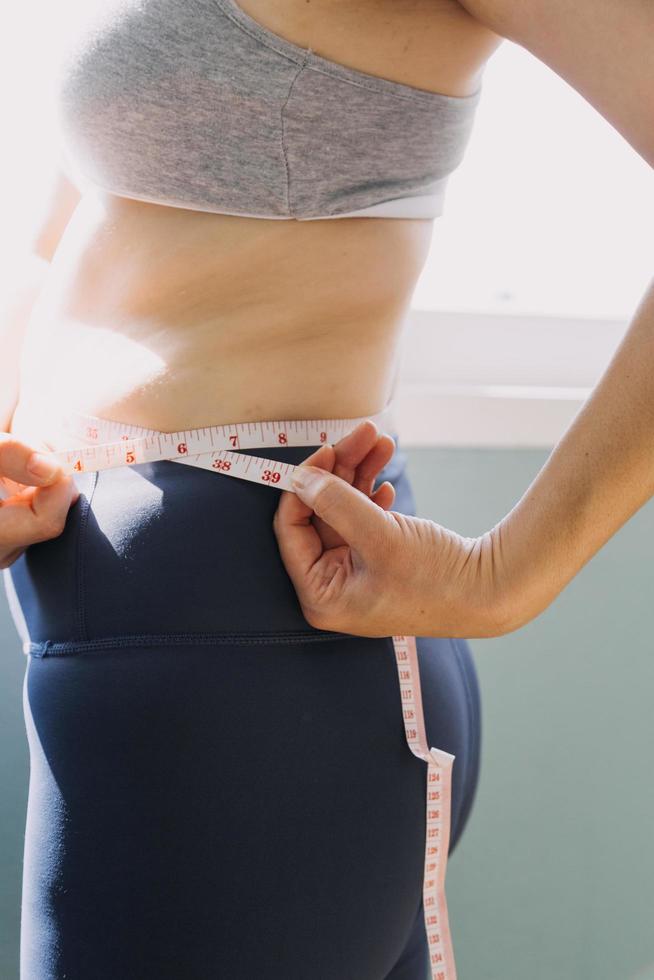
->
xmin=2 ymin=0 xmax=651 ymax=637
xmin=273 ymin=0 xmax=654 ymax=637
xmin=9 ymin=0 xmax=503 ymax=449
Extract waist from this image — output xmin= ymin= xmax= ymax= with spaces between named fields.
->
xmin=48 ymin=189 xmax=433 ymax=322
xmin=4 ymin=409 xmax=412 ymax=648
xmin=15 ymin=191 xmax=428 ymax=441
xmin=15 ymin=320 xmax=404 ymax=452
xmin=12 ymin=382 xmax=401 ymax=457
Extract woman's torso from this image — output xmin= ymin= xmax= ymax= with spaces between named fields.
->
xmin=11 ymin=0 xmax=503 ymax=449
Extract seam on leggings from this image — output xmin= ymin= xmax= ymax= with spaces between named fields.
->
xmin=75 ymin=469 xmax=99 ymax=642
xmin=23 ymin=629 xmax=363 ymax=657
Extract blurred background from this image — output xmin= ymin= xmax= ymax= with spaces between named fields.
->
xmin=1 ymin=7 xmax=653 ymax=979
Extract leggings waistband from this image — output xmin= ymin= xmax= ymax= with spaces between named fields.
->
xmin=4 ymin=400 xmax=414 ymax=647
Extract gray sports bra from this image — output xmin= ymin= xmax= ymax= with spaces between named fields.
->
xmin=53 ymin=0 xmax=484 ymax=220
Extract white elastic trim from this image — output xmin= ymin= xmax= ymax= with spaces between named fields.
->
xmin=55 ymin=160 xmax=447 ymax=221
xmin=298 ymin=187 xmax=448 ymax=221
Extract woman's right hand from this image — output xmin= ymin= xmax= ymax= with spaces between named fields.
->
xmin=0 ymin=433 xmax=80 ymax=569
xmin=274 ymin=421 xmax=511 ymax=639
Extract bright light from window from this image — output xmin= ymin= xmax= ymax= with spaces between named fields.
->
xmin=1 ymin=11 xmax=651 ymax=322
xmin=412 ymin=40 xmax=653 ymax=319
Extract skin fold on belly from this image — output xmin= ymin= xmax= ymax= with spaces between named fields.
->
xmin=11 ymin=191 xmax=435 ymax=449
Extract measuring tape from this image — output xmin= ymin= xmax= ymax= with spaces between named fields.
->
xmin=37 ymin=405 xmax=458 ymax=980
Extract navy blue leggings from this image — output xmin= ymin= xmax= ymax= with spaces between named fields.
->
xmin=3 ymin=432 xmax=481 ymax=979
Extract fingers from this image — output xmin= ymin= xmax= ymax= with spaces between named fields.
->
xmin=330 ymin=419 xmax=381 ymax=472
xmin=274 ymin=420 xmax=395 ymax=522
xmin=0 ymin=433 xmax=79 ymax=564
xmin=370 ymin=481 xmax=395 ymax=510
xmin=273 ymin=417 xmax=397 ymax=554
xmin=0 ymin=433 xmax=64 ymax=487
xmin=271 ymin=446 xmax=333 ymax=585
xmin=0 ymin=545 xmax=28 ymax=571
xmin=0 ymin=477 xmax=79 ymax=556
xmin=329 ymin=420 xmax=385 ymax=477
xmin=286 ymin=442 xmax=335 ymax=516
xmin=350 ymin=434 xmax=396 ymax=496
xmin=328 ymin=420 xmax=396 ymax=494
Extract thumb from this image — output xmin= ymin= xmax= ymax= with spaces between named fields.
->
xmin=291 ymin=465 xmax=387 ymax=547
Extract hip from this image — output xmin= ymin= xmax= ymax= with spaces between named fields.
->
xmin=9 ymin=408 xmax=482 ymax=979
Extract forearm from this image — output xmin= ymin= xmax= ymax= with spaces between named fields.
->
xmin=494 ymin=275 xmax=654 ymax=632
xmin=0 ymin=252 xmax=51 ymax=432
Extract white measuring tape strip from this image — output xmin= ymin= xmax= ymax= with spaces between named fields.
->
xmin=37 ymin=405 xmax=458 ymax=980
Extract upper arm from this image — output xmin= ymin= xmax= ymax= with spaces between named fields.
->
xmin=28 ymin=162 xmax=83 ymax=264
xmin=456 ymin=0 xmax=654 ymax=168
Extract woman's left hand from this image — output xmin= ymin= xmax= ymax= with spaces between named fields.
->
xmin=272 ymin=420 xmax=514 ymax=638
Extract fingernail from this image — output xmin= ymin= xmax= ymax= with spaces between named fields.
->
xmin=291 ymin=466 xmax=326 ymax=493
xmin=27 ymin=452 xmax=62 ymax=482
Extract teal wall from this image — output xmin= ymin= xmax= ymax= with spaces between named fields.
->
xmin=2 ymin=447 xmax=653 ymax=979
